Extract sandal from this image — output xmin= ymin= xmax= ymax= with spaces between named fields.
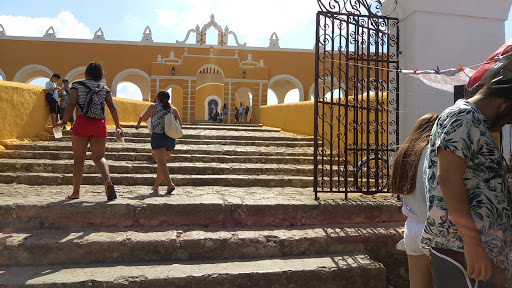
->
xmin=166 ymin=187 xmax=176 ymax=195
xmin=65 ymin=194 xmax=80 ymax=200
xmin=106 ymin=185 xmax=117 ymax=201
xmin=149 ymin=190 xmax=159 ymax=196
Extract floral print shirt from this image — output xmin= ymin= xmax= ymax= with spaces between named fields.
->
xmin=421 ymin=99 xmax=512 ymax=274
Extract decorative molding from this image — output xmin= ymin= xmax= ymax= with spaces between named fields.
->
xmin=240 ymin=53 xmax=264 ymax=67
xmin=157 ymin=50 xmax=181 ymax=64
xmin=93 ymin=28 xmax=105 ymax=41
xmin=141 ymin=26 xmax=153 ymax=43
xmin=268 ymin=32 xmax=280 ymax=49
xmin=43 ymin=26 xmax=56 ymax=38
xmin=204 ymin=95 xmax=222 ymax=119
xmin=0 ymin=24 xmax=5 ymax=37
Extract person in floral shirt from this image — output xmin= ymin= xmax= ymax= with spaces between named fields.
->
xmin=421 ymin=45 xmax=512 ymax=287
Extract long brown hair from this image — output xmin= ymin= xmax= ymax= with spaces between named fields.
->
xmin=390 ymin=113 xmax=439 ymax=195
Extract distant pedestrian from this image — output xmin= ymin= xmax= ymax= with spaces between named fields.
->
xmin=45 ymin=73 xmax=61 ymax=127
xmin=238 ymin=102 xmax=244 ymax=121
xmin=243 ymin=105 xmax=249 ymax=121
xmin=222 ymin=103 xmax=228 ymax=120
xmin=59 ymin=79 xmax=74 ymax=130
xmin=137 ymin=90 xmax=183 ymax=195
xmin=234 ymin=107 xmax=239 ymax=122
xmin=54 ymin=62 xmax=124 ymax=201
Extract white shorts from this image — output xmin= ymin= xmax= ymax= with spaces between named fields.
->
xmin=401 ymin=217 xmax=430 ymax=256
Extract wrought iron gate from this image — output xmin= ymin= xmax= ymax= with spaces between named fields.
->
xmin=314 ymin=0 xmax=400 ymax=199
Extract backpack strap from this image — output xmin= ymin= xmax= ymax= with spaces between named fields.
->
xmin=74 ymin=81 xmax=90 ymax=111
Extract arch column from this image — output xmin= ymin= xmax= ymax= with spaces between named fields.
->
xmin=382 ymin=0 xmax=512 ymax=142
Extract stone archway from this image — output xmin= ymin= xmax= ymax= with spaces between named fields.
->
xmin=204 ymin=95 xmax=222 ymax=120
xmin=268 ymin=75 xmax=304 ymax=103
xmin=308 ymin=79 xmax=346 ymax=100
xmin=13 ymin=64 xmax=53 ymax=83
xmin=111 ymin=68 xmax=151 ymax=100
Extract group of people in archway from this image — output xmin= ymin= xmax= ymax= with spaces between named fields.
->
xmin=208 ymin=103 xmax=251 ymax=123
xmin=234 ymin=102 xmax=250 ymax=122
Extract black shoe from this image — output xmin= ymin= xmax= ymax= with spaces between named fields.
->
xmin=106 ymin=185 xmax=117 ymax=201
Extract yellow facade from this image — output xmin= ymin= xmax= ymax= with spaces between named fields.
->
xmin=0 ymin=15 xmax=322 ymax=124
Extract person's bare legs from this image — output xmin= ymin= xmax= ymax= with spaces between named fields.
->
xmin=407 ymin=254 xmax=433 ymax=288
xmin=89 ymin=137 xmax=112 ymax=188
xmin=68 ymin=135 xmax=89 ymax=199
xmin=151 ymin=151 xmax=173 ymax=191
xmin=51 ymin=113 xmax=58 ymax=127
xmin=153 ymin=148 xmax=174 ymax=192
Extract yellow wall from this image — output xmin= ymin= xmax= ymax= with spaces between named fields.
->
xmin=0 ymin=81 xmax=150 ymax=146
xmin=254 ymin=94 xmax=388 ymax=164
xmin=253 ymin=101 xmax=314 ymax=136
xmin=0 ymin=81 xmax=50 ymax=142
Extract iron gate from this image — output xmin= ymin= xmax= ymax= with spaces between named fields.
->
xmin=314 ymin=0 xmax=400 ymax=199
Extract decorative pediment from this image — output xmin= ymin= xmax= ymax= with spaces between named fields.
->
xmin=269 ymin=32 xmax=280 ymax=49
xmin=43 ymin=26 xmax=56 ymax=38
xmin=176 ymin=14 xmax=246 ymax=47
xmin=92 ymin=28 xmax=105 ymax=41
xmin=0 ymin=24 xmax=5 ymax=36
xmin=141 ymin=26 xmax=153 ymax=43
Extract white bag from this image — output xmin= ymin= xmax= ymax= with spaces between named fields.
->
xmin=164 ymin=109 xmax=183 ymax=139
xmin=147 ymin=116 xmax=152 ymax=133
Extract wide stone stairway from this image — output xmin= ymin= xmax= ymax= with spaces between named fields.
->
xmin=0 ymin=123 xmax=406 ymax=287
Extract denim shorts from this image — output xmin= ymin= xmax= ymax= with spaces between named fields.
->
xmin=151 ymin=133 xmax=176 ymax=151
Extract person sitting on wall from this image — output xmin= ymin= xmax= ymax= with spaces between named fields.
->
xmin=44 ymin=73 xmax=62 ymax=127
xmin=211 ymin=111 xmax=223 ymax=123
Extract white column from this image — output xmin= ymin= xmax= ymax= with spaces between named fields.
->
xmin=188 ymin=79 xmax=191 ymax=124
xmin=228 ymin=82 xmax=232 ymax=124
xmin=259 ymin=82 xmax=263 ymax=107
xmin=382 ymin=0 xmax=512 ymax=142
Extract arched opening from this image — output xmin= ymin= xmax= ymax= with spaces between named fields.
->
xmin=164 ymin=84 xmax=184 ymax=118
xmin=13 ymin=64 xmax=53 ymax=83
xmin=205 ymin=28 xmax=218 ymax=46
xmin=204 ymin=95 xmax=222 ymax=120
xmin=309 ymin=81 xmax=346 ymax=101
xmin=64 ymin=66 xmax=87 ymax=83
xmin=29 ymin=77 xmax=50 ymax=87
xmin=268 ymin=75 xmax=304 ymax=104
xmin=116 ymin=82 xmax=143 ymax=101
xmin=267 ymin=89 xmax=278 ymax=105
xmin=111 ymin=68 xmax=151 ymax=101
xmin=284 ymin=89 xmax=300 ymax=103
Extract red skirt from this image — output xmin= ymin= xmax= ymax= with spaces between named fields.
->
xmin=71 ymin=115 xmax=107 ymax=138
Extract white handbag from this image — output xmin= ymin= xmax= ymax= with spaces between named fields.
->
xmin=147 ymin=116 xmax=152 ymax=133
xmin=165 ymin=108 xmax=183 ymax=139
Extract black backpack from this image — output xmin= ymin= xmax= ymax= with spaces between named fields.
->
xmin=75 ymin=81 xmax=106 ymax=119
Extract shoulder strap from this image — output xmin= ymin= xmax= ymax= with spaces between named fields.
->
xmin=75 ymin=80 xmax=91 ymax=90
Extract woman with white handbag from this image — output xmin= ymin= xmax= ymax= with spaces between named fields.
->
xmin=136 ymin=90 xmax=183 ymax=195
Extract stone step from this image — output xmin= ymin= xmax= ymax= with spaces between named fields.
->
xmin=0 ymin=150 xmax=314 ymax=165
xmin=0 ymin=224 xmax=403 ymax=266
xmin=0 ymin=173 xmax=313 ymax=187
xmin=55 ymin=129 xmax=313 ymax=142
xmin=123 ymin=124 xmax=282 ymax=133
xmin=0 ymin=253 xmax=386 ymax=288
xmin=0 ymin=185 xmax=403 ymax=229
xmin=0 ymin=159 xmax=313 ymax=176
xmin=48 ymin=136 xmax=315 ymax=147
xmin=3 ymin=143 xmax=314 ymax=157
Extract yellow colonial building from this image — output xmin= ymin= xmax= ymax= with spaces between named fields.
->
xmin=0 ymin=15 xmax=321 ymax=124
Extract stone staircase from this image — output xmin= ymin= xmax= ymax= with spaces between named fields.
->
xmin=0 ymin=123 xmax=406 ymax=287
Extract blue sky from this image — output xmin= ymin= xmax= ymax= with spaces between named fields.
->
xmin=0 ymin=1 xmax=511 ymax=103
